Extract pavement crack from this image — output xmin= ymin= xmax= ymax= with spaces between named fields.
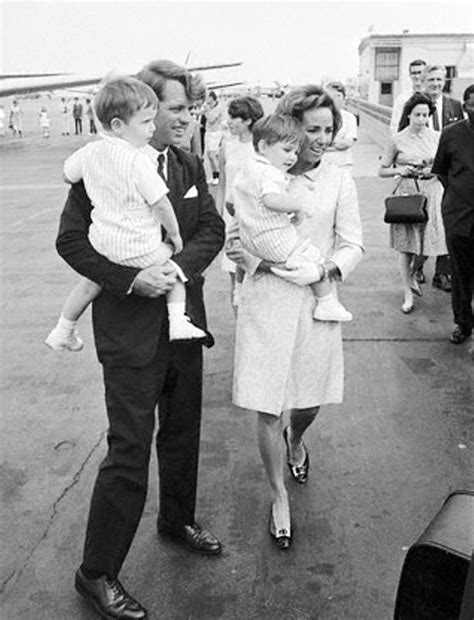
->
xmin=1 ymin=570 xmax=16 ymax=595
xmin=0 ymin=429 xmax=107 ymax=600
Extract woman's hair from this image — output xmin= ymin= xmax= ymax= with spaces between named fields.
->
xmin=463 ymin=84 xmax=474 ymax=102
xmin=227 ymin=96 xmax=264 ymax=130
xmin=397 ymin=92 xmax=435 ymax=132
xmin=94 ymin=76 xmax=158 ymax=129
xmin=252 ymin=114 xmax=305 ymax=151
xmin=208 ymin=90 xmax=218 ymax=102
xmin=136 ymin=59 xmax=206 ymax=102
xmin=275 ymin=84 xmax=342 ymax=136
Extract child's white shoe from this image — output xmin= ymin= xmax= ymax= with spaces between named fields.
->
xmin=313 ymin=296 xmax=352 ymax=322
xmin=45 ymin=327 xmax=84 ymax=351
xmin=169 ymin=316 xmax=208 ymax=341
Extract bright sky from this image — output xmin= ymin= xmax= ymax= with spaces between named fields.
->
xmin=1 ymin=1 xmax=473 ymax=85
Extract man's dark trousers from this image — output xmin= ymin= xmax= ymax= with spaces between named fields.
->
xmin=446 ymin=226 xmax=474 ymax=335
xmin=82 ymin=321 xmax=203 ymax=579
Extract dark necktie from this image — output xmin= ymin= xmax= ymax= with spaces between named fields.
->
xmin=432 ymin=105 xmax=440 ymax=131
xmin=157 ymin=153 xmax=166 ymax=181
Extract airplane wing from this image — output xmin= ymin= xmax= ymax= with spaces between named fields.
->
xmin=0 ymin=62 xmax=243 ymax=97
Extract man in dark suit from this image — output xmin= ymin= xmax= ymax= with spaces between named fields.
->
xmin=432 ymin=84 xmax=474 ymax=345
xmin=413 ymin=65 xmax=464 ymax=291
xmin=56 ymin=60 xmax=225 ymax=619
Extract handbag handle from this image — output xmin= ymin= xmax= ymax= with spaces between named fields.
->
xmin=391 ymin=175 xmax=421 ymax=195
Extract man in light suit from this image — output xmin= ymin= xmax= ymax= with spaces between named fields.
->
xmin=413 ymin=64 xmax=464 ymax=291
xmin=56 ymin=60 xmax=225 ymax=619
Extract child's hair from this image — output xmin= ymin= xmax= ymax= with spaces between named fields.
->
xmin=252 ymin=114 xmax=305 ymax=152
xmin=94 ymin=76 xmax=158 ymax=130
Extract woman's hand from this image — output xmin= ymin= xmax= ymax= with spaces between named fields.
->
xmin=399 ymin=165 xmax=417 ymax=177
xmin=419 ymin=166 xmax=434 ymax=179
xmin=270 ymin=261 xmax=324 ymax=286
xmin=322 ymin=260 xmax=342 ymax=281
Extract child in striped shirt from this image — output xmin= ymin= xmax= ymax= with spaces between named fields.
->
xmin=232 ymin=114 xmax=352 ymax=322
xmin=45 ymin=77 xmax=207 ymax=352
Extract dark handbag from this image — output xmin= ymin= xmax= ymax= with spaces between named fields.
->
xmin=384 ymin=177 xmax=428 ymax=224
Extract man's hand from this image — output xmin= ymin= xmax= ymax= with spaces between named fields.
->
xmin=271 ymin=261 xmax=323 ymax=287
xmin=132 ymin=262 xmax=178 ymax=298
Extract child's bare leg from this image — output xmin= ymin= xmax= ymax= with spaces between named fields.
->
xmin=166 ymin=279 xmax=208 ymax=341
xmin=45 ymin=277 xmax=102 ymax=351
xmin=310 ymin=279 xmax=331 ymax=298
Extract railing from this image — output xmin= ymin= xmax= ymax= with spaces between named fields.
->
xmin=347 ymin=98 xmax=392 ymax=126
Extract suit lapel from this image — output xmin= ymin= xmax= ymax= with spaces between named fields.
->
xmin=442 ymin=96 xmax=451 ymax=127
xmin=167 ymin=148 xmax=185 ymax=207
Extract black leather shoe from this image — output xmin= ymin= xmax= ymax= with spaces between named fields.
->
xmin=410 ymin=279 xmax=423 ymax=297
xmin=283 ymin=426 xmax=310 ymax=484
xmin=269 ymin=506 xmax=292 ymax=550
xmin=157 ymin=522 xmax=222 ymax=555
xmin=432 ymin=273 xmax=452 ymax=292
xmin=75 ymin=569 xmax=147 ymax=619
xmin=450 ymin=325 xmax=472 ymax=344
xmin=413 ymin=268 xmax=426 ymax=284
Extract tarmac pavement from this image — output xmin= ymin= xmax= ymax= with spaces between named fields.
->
xmin=0 ymin=122 xmax=473 ymax=620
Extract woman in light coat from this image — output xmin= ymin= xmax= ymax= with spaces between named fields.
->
xmin=227 ymin=85 xmax=364 ymax=549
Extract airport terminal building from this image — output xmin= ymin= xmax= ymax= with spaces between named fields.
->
xmin=358 ymin=31 xmax=474 ymax=105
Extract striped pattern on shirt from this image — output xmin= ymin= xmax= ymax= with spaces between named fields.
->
xmin=233 ymin=155 xmax=299 ymax=263
xmin=63 ymin=136 xmax=169 ymax=268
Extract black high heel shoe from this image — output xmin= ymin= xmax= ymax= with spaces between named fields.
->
xmin=269 ymin=505 xmax=292 ymax=550
xmin=283 ymin=426 xmax=310 ymax=484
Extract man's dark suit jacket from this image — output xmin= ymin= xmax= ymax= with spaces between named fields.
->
xmin=56 ymin=145 xmax=225 ymax=367
xmin=440 ymin=95 xmax=464 ymax=128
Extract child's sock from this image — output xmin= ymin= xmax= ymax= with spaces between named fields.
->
xmin=56 ymin=315 xmax=77 ymax=334
xmin=168 ymin=302 xmax=207 ymax=341
xmin=45 ymin=315 xmax=84 ymax=351
xmin=168 ymin=301 xmax=186 ymax=320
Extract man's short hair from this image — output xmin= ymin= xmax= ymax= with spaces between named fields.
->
xmin=252 ymin=114 xmax=305 ymax=152
xmin=136 ymin=59 xmax=206 ymax=102
xmin=463 ymin=84 xmax=474 ymax=102
xmin=228 ymin=96 xmax=264 ymax=130
xmin=409 ymin=59 xmax=427 ymax=72
xmin=425 ymin=64 xmax=447 ymax=77
xmin=326 ymin=81 xmax=346 ymax=98
xmin=94 ymin=76 xmax=158 ymax=130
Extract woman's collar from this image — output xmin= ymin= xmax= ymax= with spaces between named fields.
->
xmin=290 ymin=159 xmax=322 ymax=180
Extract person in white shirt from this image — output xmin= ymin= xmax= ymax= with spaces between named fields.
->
xmin=203 ymin=91 xmax=224 ymax=184
xmin=390 ymin=59 xmax=427 ymax=135
xmin=45 ymin=76 xmax=207 ymax=351
xmin=232 ymin=113 xmax=352 ymax=322
xmin=324 ymin=81 xmax=358 ymax=169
